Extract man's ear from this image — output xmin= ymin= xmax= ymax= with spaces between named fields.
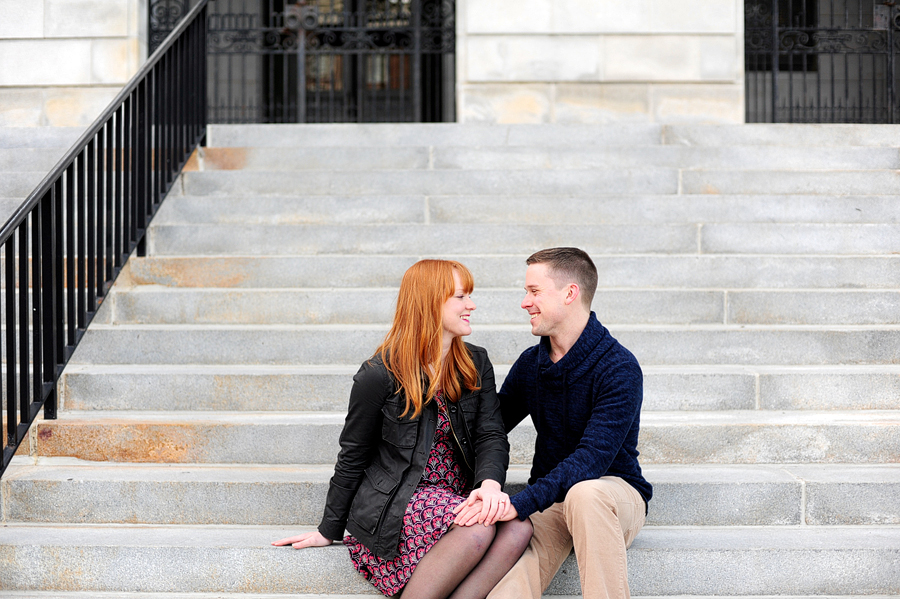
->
xmin=563 ymin=283 xmax=580 ymax=306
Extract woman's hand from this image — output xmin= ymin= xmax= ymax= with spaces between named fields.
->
xmin=452 ymin=479 xmax=509 ymax=526
xmin=271 ymin=530 xmax=334 ymax=549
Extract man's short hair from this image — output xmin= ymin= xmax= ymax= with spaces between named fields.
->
xmin=526 ymin=247 xmax=598 ymax=309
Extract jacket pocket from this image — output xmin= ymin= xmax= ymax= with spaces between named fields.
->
xmin=458 ymin=393 xmax=479 ymax=437
xmin=349 ymin=462 xmax=400 ymax=535
xmin=381 ymin=405 xmax=418 ymax=448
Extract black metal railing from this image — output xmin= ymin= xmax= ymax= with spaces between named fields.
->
xmin=0 ymin=0 xmax=208 ymax=478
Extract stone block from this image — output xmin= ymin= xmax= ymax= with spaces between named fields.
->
xmin=45 ymin=0 xmax=129 ymax=38
xmin=44 ymin=86 xmax=120 ymax=127
xmin=651 ymin=83 xmax=744 ymax=123
xmin=551 ymin=0 xmax=650 ymax=34
xmin=459 ymin=84 xmax=553 ymax=124
xmin=0 ymin=89 xmax=45 ymax=126
xmin=91 ymin=38 xmax=137 ymax=84
xmin=0 ymin=0 xmax=43 ymax=38
xmin=794 ymin=464 xmax=900 ymax=525
xmin=759 ymin=367 xmax=900 ymax=410
xmin=466 ymin=35 xmax=603 ymax=82
xmin=147 ymin=221 xmax=691 ymax=257
xmin=642 ymin=367 xmax=757 ymax=410
xmin=554 ymin=83 xmax=652 ymax=123
xmin=649 ymin=0 xmax=738 ymax=33
xmin=700 ymin=223 xmax=900 ymax=255
xmin=465 ymin=0 xmax=552 ymax=34
xmin=604 ymin=36 xmax=737 ymax=82
xmin=727 ymin=290 xmax=900 ymax=325
xmin=663 ymin=123 xmax=900 ymax=146
xmin=0 ymin=40 xmax=92 ymax=86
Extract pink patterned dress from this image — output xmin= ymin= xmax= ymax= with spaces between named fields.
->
xmin=344 ymin=392 xmax=469 ymax=596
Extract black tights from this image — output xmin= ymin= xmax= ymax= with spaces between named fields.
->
xmin=399 ymin=517 xmax=534 ymax=599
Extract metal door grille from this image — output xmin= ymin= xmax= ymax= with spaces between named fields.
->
xmin=745 ymin=0 xmax=900 ymax=122
xmin=150 ymin=0 xmax=455 ymax=123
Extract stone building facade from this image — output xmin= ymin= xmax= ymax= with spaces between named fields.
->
xmin=0 ymin=0 xmax=744 ymax=126
xmin=0 ymin=0 xmax=147 ymax=126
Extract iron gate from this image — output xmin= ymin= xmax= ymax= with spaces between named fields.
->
xmin=746 ymin=0 xmax=900 ymax=122
xmin=150 ymin=0 xmax=455 ymax=123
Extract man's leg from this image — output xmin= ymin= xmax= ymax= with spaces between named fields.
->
xmin=486 ymin=503 xmax=573 ymax=599
xmin=563 ymin=477 xmax=646 ymax=599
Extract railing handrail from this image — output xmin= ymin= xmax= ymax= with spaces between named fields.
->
xmin=1 ymin=0 xmax=209 ymax=479
xmin=0 ymin=0 xmax=209 ymax=244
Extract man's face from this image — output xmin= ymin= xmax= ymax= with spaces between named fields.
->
xmin=522 ymin=263 xmax=568 ymax=337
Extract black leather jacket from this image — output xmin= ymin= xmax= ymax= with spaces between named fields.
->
xmin=317 ymin=343 xmax=510 ymax=559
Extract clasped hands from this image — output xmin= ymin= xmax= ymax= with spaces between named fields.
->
xmin=451 ymin=479 xmax=519 ymax=527
xmin=271 ymin=481 xmax=518 ymax=549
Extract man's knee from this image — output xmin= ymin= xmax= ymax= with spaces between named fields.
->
xmin=565 ymin=479 xmax=617 ymax=514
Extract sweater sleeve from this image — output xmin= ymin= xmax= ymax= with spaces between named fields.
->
xmin=510 ymin=359 xmax=643 ymax=519
xmin=318 ymin=361 xmax=391 ymax=541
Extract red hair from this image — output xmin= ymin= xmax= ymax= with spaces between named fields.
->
xmin=376 ymin=260 xmax=480 ymax=419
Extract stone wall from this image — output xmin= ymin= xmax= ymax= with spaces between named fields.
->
xmin=456 ymin=0 xmax=745 ymax=124
xmin=0 ymin=0 xmax=147 ymax=126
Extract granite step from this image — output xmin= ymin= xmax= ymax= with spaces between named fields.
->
xmin=26 ymin=410 xmax=900 ymax=465
xmin=126 ymin=255 xmax=900 ymax=290
xmin=662 ymin=123 xmax=900 ymax=147
xmin=155 ymin=194 xmax=900 ymax=225
xmin=100 ymin=286 xmax=900 ymax=326
xmin=57 ymin=364 xmax=900 ymax=412
xmin=179 ymin=168 xmax=680 ymax=197
xmin=145 ymin=222 xmax=900 ymax=256
xmin=64 ymin=324 xmax=900 ymax=367
xmin=187 ymin=145 xmax=900 ymax=171
xmin=4 ymin=462 xmax=899 ymax=527
xmin=205 ymin=123 xmax=665 ymax=148
xmin=1 ymin=524 xmax=898 ymax=595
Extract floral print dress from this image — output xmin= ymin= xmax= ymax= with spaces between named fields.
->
xmin=344 ymin=392 xmax=469 ymax=596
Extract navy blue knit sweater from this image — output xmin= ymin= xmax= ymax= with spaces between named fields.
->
xmin=499 ymin=313 xmax=652 ymax=518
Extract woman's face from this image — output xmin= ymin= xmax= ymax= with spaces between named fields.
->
xmin=441 ymin=269 xmax=476 ymax=341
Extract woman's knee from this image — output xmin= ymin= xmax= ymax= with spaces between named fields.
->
xmin=456 ymin=522 xmax=496 ymax=553
xmin=499 ymin=518 xmax=533 ymax=550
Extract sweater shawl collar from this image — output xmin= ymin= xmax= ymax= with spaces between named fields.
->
xmin=537 ymin=312 xmax=611 ymax=387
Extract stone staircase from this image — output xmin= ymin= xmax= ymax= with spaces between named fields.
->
xmin=2 ymin=123 xmax=899 ymax=597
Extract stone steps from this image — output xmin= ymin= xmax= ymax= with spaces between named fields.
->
xmin=64 ymin=324 xmax=900 ymax=366
xmin=146 ymin=222 xmax=900 ymax=256
xmin=57 ymin=364 xmax=900 ymax=412
xmin=100 ymin=286 xmax=900 ymax=326
xmin=4 ymin=462 xmax=899 ymax=527
xmin=1 ymin=524 xmax=898 ymax=596
xmin=27 ymin=410 xmax=900 ymax=465
xmin=127 ymin=254 xmax=900 ymax=289
xmin=4 ymin=122 xmax=898 ymax=597
xmin=156 ymin=194 xmax=900 ymax=225
xmin=188 ymin=144 xmax=900 ymax=171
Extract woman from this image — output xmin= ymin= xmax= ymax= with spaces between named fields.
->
xmin=273 ymin=259 xmax=533 ymax=599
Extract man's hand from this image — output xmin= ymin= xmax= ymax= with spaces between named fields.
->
xmin=271 ymin=530 xmax=334 ymax=549
xmin=452 ymin=479 xmax=510 ymax=526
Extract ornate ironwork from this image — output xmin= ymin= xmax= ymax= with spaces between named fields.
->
xmin=150 ymin=0 xmax=455 ymax=123
xmin=746 ymin=0 xmax=900 ymax=123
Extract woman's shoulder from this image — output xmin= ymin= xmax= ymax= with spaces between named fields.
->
xmin=463 ymin=342 xmax=491 ymax=366
xmin=353 ymin=354 xmax=392 ymax=388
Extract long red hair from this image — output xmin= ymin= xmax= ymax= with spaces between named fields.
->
xmin=376 ymin=260 xmax=480 ymax=419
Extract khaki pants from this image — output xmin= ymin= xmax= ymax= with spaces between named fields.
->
xmin=488 ymin=477 xmax=646 ymax=599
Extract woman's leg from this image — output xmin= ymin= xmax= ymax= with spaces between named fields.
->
xmin=447 ymin=518 xmax=534 ymax=599
xmin=399 ymin=523 xmax=496 ymax=599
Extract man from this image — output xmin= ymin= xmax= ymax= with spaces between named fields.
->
xmin=455 ymin=247 xmax=651 ymax=599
